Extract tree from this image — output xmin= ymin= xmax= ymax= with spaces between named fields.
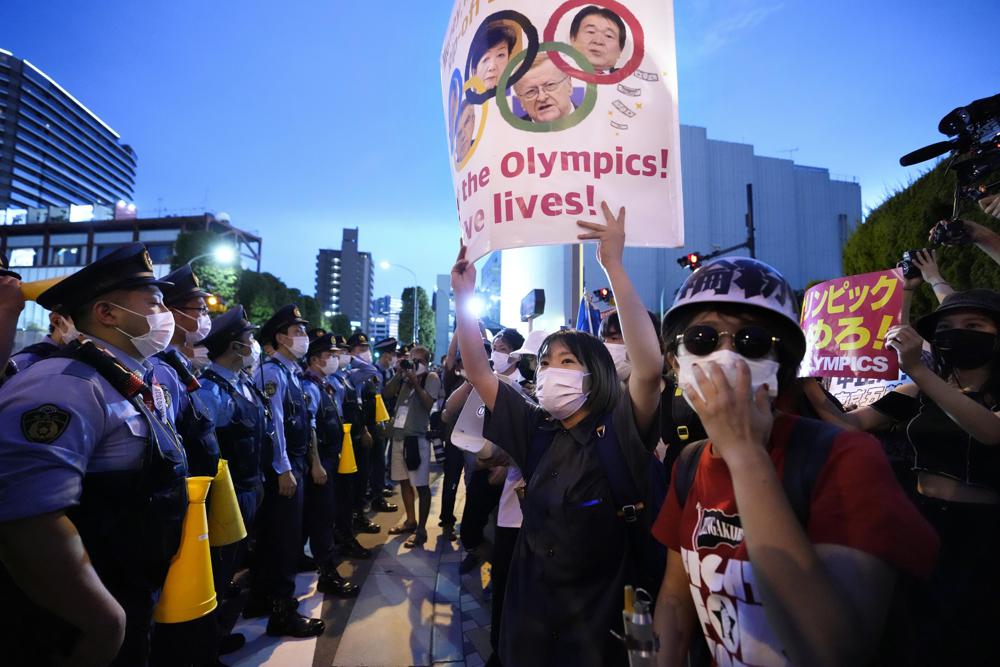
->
xmin=398 ymin=286 xmax=436 ymax=351
xmin=171 ymin=230 xmax=239 ymax=303
xmin=328 ymin=314 xmax=353 ymax=337
xmin=842 ymin=162 xmax=1000 ymax=321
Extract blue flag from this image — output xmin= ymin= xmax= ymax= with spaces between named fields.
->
xmin=575 ymin=296 xmax=601 ymax=335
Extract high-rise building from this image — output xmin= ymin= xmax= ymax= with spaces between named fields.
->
xmin=370 ymin=295 xmax=402 ymax=342
xmin=316 ymin=228 xmax=373 ymax=330
xmin=0 ymin=50 xmax=137 ymax=210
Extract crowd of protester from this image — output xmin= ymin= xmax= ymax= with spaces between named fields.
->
xmin=0 ymin=193 xmax=998 ymax=667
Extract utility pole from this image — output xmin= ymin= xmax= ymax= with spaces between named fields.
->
xmin=745 ymin=183 xmax=756 ymax=258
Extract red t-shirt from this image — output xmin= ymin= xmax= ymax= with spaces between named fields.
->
xmin=652 ymin=414 xmax=939 ymax=667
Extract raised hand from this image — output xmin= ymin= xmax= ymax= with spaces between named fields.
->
xmin=450 ymin=243 xmax=477 ymax=297
xmin=576 ymin=201 xmax=625 ymax=269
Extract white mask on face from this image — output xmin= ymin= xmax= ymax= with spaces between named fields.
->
xmin=191 ymin=345 xmax=211 ymax=371
xmin=604 ymin=343 xmax=630 ymax=381
xmin=322 ymin=356 xmax=340 ymax=376
xmin=110 ymin=303 xmax=175 ymax=359
xmin=337 ymin=353 xmax=352 ymax=368
xmin=358 ymin=350 xmax=373 ymax=364
xmin=491 ymin=350 xmax=514 ymax=374
xmin=676 ymin=347 xmax=780 ymax=410
xmin=535 ymin=367 xmax=590 ymax=420
xmin=282 ymin=333 xmax=309 ymax=359
xmin=241 ymin=339 xmax=261 ymax=369
xmin=55 ymin=315 xmax=81 ymax=345
xmin=174 ymin=309 xmax=212 ymax=347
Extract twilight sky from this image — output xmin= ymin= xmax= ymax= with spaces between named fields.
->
xmin=2 ymin=0 xmax=995 ymax=299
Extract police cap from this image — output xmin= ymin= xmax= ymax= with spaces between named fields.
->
xmin=308 ymin=333 xmax=338 ymax=357
xmin=373 ymin=337 xmax=397 ymax=353
xmin=36 ymin=243 xmax=173 ymax=314
xmin=346 ymin=332 xmax=369 ymax=349
xmin=161 ymin=265 xmax=211 ymax=305
xmin=260 ymin=304 xmax=309 ymax=346
xmin=199 ymin=305 xmax=255 ymax=352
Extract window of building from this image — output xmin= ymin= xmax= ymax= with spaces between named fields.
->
xmin=9 ymin=247 xmax=43 ymax=267
xmin=50 ymin=246 xmax=84 ymax=266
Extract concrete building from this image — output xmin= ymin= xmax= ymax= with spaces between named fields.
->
xmin=494 ymin=124 xmax=863 ymax=330
xmin=0 ymin=50 xmax=137 ymax=210
xmin=316 ymin=228 xmax=373 ymax=330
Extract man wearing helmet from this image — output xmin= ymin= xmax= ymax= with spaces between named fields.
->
xmin=650 ymin=257 xmax=939 ymax=667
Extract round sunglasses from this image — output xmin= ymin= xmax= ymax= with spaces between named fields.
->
xmin=677 ymin=324 xmax=780 ymax=359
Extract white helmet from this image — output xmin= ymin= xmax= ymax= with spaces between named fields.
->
xmin=665 ymin=257 xmax=805 ymax=356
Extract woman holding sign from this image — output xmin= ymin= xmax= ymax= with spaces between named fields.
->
xmin=806 ymin=288 xmax=1000 ymax=665
xmin=451 ymin=202 xmax=662 ymax=667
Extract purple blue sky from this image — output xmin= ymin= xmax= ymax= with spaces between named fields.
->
xmin=2 ymin=0 xmax=995 ymax=299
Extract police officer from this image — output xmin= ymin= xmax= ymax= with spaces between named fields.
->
xmin=194 ymin=306 xmax=270 ymax=656
xmin=371 ymin=336 xmax=399 ymax=513
xmin=0 ymin=252 xmax=25 ymax=377
xmin=301 ymin=333 xmax=361 ymax=597
xmin=245 ymin=304 xmax=324 ymax=637
xmin=0 ymin=243 xmax=188 ymax=666
xmin=344 ymin=332 xmax=383 ymax=534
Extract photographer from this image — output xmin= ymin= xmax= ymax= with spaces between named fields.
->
xmin=384 ymin=346 xmax=440 ymax=548
xmin=900 ymin=248 xmax=954 ymax=325
xmin=928 ymin=214 xmax=1000 ymax=266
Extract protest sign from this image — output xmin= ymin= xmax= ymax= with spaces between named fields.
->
xmin=799 ymin=269 xmax=904 ymax=380
xmin=827 ymin=372 xmax=911 ymax=409
xmin=440 ymin=0 xmax=684 ymax=262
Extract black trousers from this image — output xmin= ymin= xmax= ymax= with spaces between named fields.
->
xmin=211 ymin=486 xmax=262 ymax=594
xmin=439 ymin=442 xmax=466 ymax=526
xmin=335 ymin=471 xmax=357 ymax=535
xmin=352 ymin=439 xmax=371 ymax=511
xmin=491 ymin=525 xmax=520 ymax=654
xmin=250 ymin=464 xmax=304 ymax=601
xmin=303 ymin=456 xmax=339 ymax=568
xmin=368 ymin=428 xmax=388 ymax=499
xmin=460 ymin=468 xmax=503 ymax=552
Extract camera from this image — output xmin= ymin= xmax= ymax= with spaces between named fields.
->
xmin=900 ymin=92 xmax=1000 ymax=218
xmin=897 ymin=249 xmax=924 ymax=279
xmin=399 ymin=359 xmax=413 ymax=371
xmin=929 ymin=219 xmax=970 ymax=247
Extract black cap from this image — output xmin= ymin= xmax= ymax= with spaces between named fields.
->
xmin=260 ymin=304 xmax=309 ymax=346
xmin=308 ymin=333 xmax=338 ymax=356
xmin=374 ymin=337 xmax=397 ymax=353
xmin=915 ymin=289 xmax=1000 ymax=340
xmin=494 ymin=327 xmax=525 ymax=352
xmin=36 ymin=243 xmax=173 ymax=313
xmin=0 ymin=253 xmax=21 ymax=280
xmin=334 ymin=335 xmax=350 ymax=350
xmin=199 ymin=305 xmax=255 ymax=352
xmin=346 ymin=332 xmax=370 ymax=349
xmin=161 ymin=265 xmax=211 ymax=305
xmin=308 ymin=327 xmax=328 ymax=341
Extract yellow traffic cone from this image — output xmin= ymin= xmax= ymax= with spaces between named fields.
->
xmin=207 ymin=459 xmax=247 ymax=547
xmin=338 ymin=423 xmax=358 ymax=474
xmin=374 ymin=393 xmax=391 ymax=423
xmin=21 ymin=276 xmax=66 ymax=301
xmin=153 ymin=476 xmax=218 ymax=623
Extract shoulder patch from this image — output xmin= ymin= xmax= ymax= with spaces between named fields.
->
xmin=265 ymin=381 xmax=277 ymax=398
xmin=21 ymin=404 xmax=72 ymax=444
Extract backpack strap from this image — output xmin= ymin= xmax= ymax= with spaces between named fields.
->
xmin=781 ymin=417 xmax=839 ymax=526
xmin=591 ymin=412 xmax=645 ymax=524
xmin=673 ymin=439 xmax=709 ymax=509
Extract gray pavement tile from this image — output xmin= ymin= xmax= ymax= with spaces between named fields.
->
xmin=466 ymin=653 xmax=485 ymax=667
xmin=464 ymin=625 xmax=493 ymax=662
xmin=467 ymin=606 xmax=491 ymax=627
xmin=430 ymin=601 xmax=464 ymax=663
xmin=436 ymin=561 xmax=462 ymax=604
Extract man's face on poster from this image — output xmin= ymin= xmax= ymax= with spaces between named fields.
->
xmin=571 ymin=13 xmax=623 ymax=72
xmin=473 ymin=42 xmax=510 ymax=90
xmin=514 ymin=58 xmax=573 ymax=123
xmin=455 ymin=106 xmax=476 ymax=162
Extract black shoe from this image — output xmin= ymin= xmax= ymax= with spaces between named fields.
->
xmin=459 ymin=552 xmax=481 ymax=575
xmin=218 ymin=633 xmax=246 ymax=656
xmin=266 ymin=599 xmax=325 ymax=638
xmin=373 ymin=499 xmax=398 ymax=513
xmin=353 ymin=513 xmax=381 ymax=534
xmin=297 ymin=553 xmax=316 ymax=573
xmin=382 ymin=488 xmax=395 ymax=498
xmin=317 ymin=570 xmax=361 ymax=598
xmin=242 ymin=593 xmax=272 ymax=619
xmin=342 ymin=537 xmax=372 ymax=560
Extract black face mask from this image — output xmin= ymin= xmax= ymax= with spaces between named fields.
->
xmin=932 ymin=329 xmax=998 ymax=370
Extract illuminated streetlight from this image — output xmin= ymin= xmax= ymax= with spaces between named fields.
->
xmin=188 ymin=244 xmax=238 ymax=266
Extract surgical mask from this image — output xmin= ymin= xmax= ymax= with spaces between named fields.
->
xmin=175 ymin=309 xmax=212 ymax=347
xmin=337 ymin=353 xmax=352 ymax=368
xmin=322 ymin=356 xmax=340 ymax=376
xmin=676 ymin=347 xmax=779 ymax=410
xmin=55 ymin=316 xmax=81 ymax=345
xmin=282 ymin=334 xmax=309 ymax=359
xmin=535 ymin=368 xmax=590 ymax=420
xmin=605 ymin=343 xmax=631 ymax=381
xmin=110 ymin=303 xmax=175 ymax=359
xmin=191 ymin=345 xmax=211 ymax=371
xmin=239 ymin=339 xmax=262 ymax=369
xmin=358 ymin=350 xmax=373 ymax=363
xmin=933 ymin=329 xmax=998 ymax=370
xmin=491 ymin=350 xmax=514 ymax=374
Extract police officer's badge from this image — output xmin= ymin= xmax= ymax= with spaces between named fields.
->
xmin=192 ymin=273 xmax=201 ymax=287
xmin=265 ymin=381 xmax=277 ymax=398
xmin=142 ymin=250 xmax=154 ymax=271
xmin=292 ymin=307 xmax=302 ymax=318
xmin=21 ymin=404 xmax=71 ymax=444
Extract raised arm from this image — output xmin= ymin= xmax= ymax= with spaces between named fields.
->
xmin=577 ymin=203 xmax=662 ymax=433
xmin=451 ymin=245 xmax=498 ymax=411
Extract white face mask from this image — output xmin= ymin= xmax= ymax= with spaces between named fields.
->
xmin=358 ymin=350 xmax=373 ymax=363
xmin=174 ymin=308 xmax=212 ymax=347
xmin=676 ymin=348 xmax=779 ymax=410
xmin=239 ymin=339 xmax=262 ymax=369
xmin=110 ymin=303 xmax=175 ymax=359
xmin=55 ymin=316 xmax=81 ymax=345
xmin=491 ymin=350 xmax=514 ymax=374
xmin=191 ymin=345 xmax=211 ymax=371
xmin=604 ymin=343 xmax=630 ymax=381
xmin=322 ymin=356 xmax=340 ymax=376
xmin=281 ymin=333 xmax=309 ymax=359
xmin=337 ymin=353 xmax=352 ymax=368
xmin=535 ymin=367 xmax=590 ymax=420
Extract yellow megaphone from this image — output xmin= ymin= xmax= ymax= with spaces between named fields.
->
xmin=207 ymin=459 xmax=247 ymax=547
xmin=374 ymin=393 xmax=391 ymax=423
xmin=337 ymin=423 xmax=357 ymax=474
xmin=154 ymin=476 xmax=218 ymax=624
xmin=20 ymin=275 xmax=66 ymax=301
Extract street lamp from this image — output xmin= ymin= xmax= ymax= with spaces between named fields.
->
xmin=379 ymin=260 xmax=420 ymax=343
xmin=187 ymin=244 xmax=238 ymax=266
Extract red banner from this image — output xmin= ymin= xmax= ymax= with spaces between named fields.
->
xmin=799 ymin=269 xmax=904 ymax=380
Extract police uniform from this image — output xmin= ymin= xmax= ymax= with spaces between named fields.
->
xmin=0 ymin=244 xmax=188 ymax=667
xmin=370 ymin=336 xmax=399 ymax=512
xmin=247 ymin=304 xmax=324 ymax=637
xmin=301 ymin=334 xmax=360 ymax=597
xmin=8 ymin=335 xmax=60 ymax=374
xmin=344 ymin=332 xmax=383 ymax=533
